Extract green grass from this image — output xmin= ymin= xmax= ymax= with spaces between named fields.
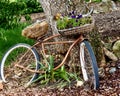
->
xmin=0 ymin=23 xmax=35 ymax=60
xmin=10 ymin=0 xmax=16 ymax=2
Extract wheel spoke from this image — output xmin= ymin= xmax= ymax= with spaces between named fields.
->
xmin=0 ymin=43 xmax=40 ymax=86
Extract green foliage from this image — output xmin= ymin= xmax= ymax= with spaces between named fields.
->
xmin=24 ymin=14 xmax=31 ymax=21
xmin=0 ymin=0 xmax=43 ymax=29
xmin=17 ymin=0 xmax=43 ymax=14
xmin=57 ymin=17 xmax=68 ymax=30
xmin=0 ymin=23 xmax=35 ymax=60
xmin=57 ymin=16 xmax=92 ymax=30
xmin=0 ymin=1 xmax=26 ymax=28
xmin=33 ymin=55 xmax=79 ymax=88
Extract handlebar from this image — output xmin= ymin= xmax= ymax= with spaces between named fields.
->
xmin=82 ymin=7 xmax=93 ymax=17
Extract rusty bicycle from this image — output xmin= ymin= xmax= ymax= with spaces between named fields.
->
xmin=0 ymin=8 xmax=99 ymax=90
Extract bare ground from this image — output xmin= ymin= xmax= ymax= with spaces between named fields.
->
xmin=0 ymin=61 xmax=119 ymax=96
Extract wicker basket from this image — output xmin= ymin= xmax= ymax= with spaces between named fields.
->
xmin=22 ymin=20 xmax=48 ymax=39
xmin=58 ymin=17 xmax=95 ymax=36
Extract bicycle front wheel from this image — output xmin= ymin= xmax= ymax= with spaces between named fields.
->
xmin=0 ymin=43 xmax=40 ymax=86
xmin=80 ymin=40 xmax=99 ymax=89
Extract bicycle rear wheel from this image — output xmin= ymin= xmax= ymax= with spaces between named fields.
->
xmin=0 ymin=43 xmax=40 ymax=87
xmin=80 ymin=40 xmax=99 ymax=89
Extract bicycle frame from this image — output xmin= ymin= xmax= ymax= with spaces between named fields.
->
xmin=15 ymin=34 xmax=84 ymax=73
xmin=33 ymin=34 xmax=84 ymax=71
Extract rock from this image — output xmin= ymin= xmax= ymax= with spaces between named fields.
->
xmin=103 ymin=47 xmax=118 ymax=61
xmin=113 ymin=40 xmax=120 ymax=58
xmin=109 ymin=67 xmax=116 ymax=73
xmin=76 ymin=80 xmax=84 ymax=87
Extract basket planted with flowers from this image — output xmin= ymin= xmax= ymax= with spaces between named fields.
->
xmin=56 ymin=10 xmax=95 ymax=36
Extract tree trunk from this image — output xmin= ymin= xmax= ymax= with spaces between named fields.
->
xmin=39 ymin=0 xmax=57 ymax=37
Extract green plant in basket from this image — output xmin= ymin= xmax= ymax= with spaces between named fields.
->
xmin=57 ymin=11 xmax=92 ymax=30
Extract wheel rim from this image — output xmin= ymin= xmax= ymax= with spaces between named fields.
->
xmin=80 ymin=42 xmax=96 ymax=89
xmin=1 ymin=44 xmax=40 ymax=86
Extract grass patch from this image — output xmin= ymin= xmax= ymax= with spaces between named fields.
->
xmin=0 ymin=23 xmax=35 ymax=60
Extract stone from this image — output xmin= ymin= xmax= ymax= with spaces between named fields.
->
xmin=109 ymin=67 xmax=116 ymax=73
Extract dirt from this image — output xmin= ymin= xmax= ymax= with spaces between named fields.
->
xmin=0 ymin=60 xmax=119 ymax=96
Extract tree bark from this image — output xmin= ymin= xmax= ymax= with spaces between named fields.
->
xmin=39 ymin=0 xmax=56 ymax=36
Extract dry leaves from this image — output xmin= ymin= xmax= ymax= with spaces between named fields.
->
xmin=0 ymin=80 xmax=3 ymax=90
